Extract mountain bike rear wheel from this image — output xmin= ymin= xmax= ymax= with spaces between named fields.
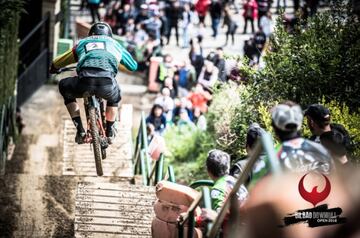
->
xmin=89 ymin=107 xmax=103 ymax=176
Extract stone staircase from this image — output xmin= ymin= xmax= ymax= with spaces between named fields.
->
xmin=62 ymin=103 xmax=157 ymax=237
xmin=62 ymin=104 xmax=133 ymax=177
xmin=75 ymin=182 xmax=155 ymax=238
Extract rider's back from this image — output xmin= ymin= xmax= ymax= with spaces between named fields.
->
xmin=76 ymin=35 xmax=123 ymax=74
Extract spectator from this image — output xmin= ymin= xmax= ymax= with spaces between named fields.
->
xmin=204 ymin=149 xmax=248 ymax=213
xmin=144 ymin=11 xmax=162 ymax=43
xmin=87 ymin=0 xmax=101 ymax=24
xmin=158 ymin=9 xmax=168 ymax=46
xmin=124 ymin=18 xmax=136 ymax=37
xmin=135 ymin=4 xmax=149 ymax=25
xmin=134 ymin=0 xmax=146 ymax=11
xmin=260 ymin=11 xmax=274 ymax=38
xmin=165 ymin=0 xmax=182 ymax=46
xmin=134 ymin=23 xmax=149 ymax=47
xmin=181 ymin=3 xmax=197 ymax=48
xmin=146 ymin=104 xmax=167 ymax=134
xmin=250 ymin=102 xmax=336 ymax=187
xmin=196 ymin=22 xmax=206 ymax=44
xmin=189 ymin=42 xmax=204 ymax=80
xmin=163 ymin=76 xmax=178 ymax=99
xmin=257 ymin=0 xmax=271 ymax=28
xmin=243 ymin=38 xmax=257 ymax=65
xmin=223 ymin=6 xmax=238 ymax=46
xmin=193 ymin=107 xmax=207 ymax=131
xmin=195 ymin=0 xmax=211 ymax=25
xmin=177 ymin=60 xmax=196 ymax=97
xmin=304 ymin=104 xmax=352 ymax=164
xmin=224 ymin=0 xmax=239 ymax=14
xmin=243 ymin=0 xmax=258 ymax=34
xmin=154 ymin=87 xmax=175 ymax=121
xmin=197 ymin=59 xmax=219 ymax=89
xmin=146 ymin=123 xmax=156 ymax=143
xmin=187 ymin=84 xmax=212 ymax=113
xmin=230 ymin=123 xmax=266 ymax=186
xmin=173 ymin=97 xmax=194 ymax=123
xmin=148 ymin=0 xmax=160 ymax=17
xmin=271 ymin=102 xmax=334 ymax=172
xmin=116 ymin=4 xmax=134 ymax=35
xmin=253 ymin=28 xmax=267 ymax=62
xmin=158 ymin=54 xmax=176 ymax=83
xmin=209 ymin=0 xmax=223 ymax=38
xmin=304 ymin=104 xmax=332 ymax=143
xmin=177 ymin=108 xmax=196 ymax=129
xmin=215 ymin=47 xmax=227 ymax=82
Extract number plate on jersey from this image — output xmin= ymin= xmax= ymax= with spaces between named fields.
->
xmin=85 ymin=42 xmax=105 ymax=52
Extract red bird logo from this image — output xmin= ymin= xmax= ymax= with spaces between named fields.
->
xmin=298 ymin=173 xmax=331 ymax=207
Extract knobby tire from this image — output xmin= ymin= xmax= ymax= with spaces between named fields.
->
xmin=89 ymin=107 xmax=103 ymax=176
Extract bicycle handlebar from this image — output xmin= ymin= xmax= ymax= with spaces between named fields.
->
xmin=55 ymin=66 xmax=77 ymax=74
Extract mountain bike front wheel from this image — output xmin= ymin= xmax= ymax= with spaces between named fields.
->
xmin=89 ymin=107 xmax=103 ymax=176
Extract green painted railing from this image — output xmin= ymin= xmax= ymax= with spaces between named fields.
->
xmin=179 ymin=132 xmax=279 ymax=238
xmin=207 ymin=132 xmax=279 ymax=238
xmin=133 ymin=111 xmax=175 ymax=185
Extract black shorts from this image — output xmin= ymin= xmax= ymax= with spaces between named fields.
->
xmin=59 ymin=73 xmax=121 ymax=107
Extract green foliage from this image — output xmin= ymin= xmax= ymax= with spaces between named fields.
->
xmin=207 ymin=83 xmax=258 ymax=159
xmin=163 ymin=125 xmax=215 ymax=183
xmin=0 ymin=0 xmax=23 ymax=105
xmin=257 ymin=2 xmax=360 ymax=110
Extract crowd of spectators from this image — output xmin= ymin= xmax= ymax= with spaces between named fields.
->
xmin=79 ymin=1 xmax=357 ymax=237
xmin=80 ymin=0 xmax=296 ymax=69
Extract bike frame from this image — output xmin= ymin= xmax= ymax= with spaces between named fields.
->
xmin=84 ymin=95 xmax=107 ymax=146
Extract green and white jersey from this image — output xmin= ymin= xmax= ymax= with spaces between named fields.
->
xmin=75 ymin=35 xmax=137 ymax=74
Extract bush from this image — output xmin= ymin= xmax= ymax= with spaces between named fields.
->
xmin=256 ymin=2 xmax=360 ymax=111
xmin=163 ymin=125 xmax=215 ymax=183
xmin=207 ymin=83 xmax=258 ymax=159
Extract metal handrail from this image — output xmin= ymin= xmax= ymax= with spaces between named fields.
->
xmin=190 ymin=180 xmax=214 ymax=189
xmin=133 ymin=112 xmax=175 ymax=185
xmin=207 ymin=132 xmax=280 ymax=238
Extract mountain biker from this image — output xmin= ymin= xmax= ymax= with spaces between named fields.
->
xmin=49 ymin=22 xmax=137 ymax=144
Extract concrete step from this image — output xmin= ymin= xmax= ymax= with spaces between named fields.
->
xmin=62 ymin=104 xmax=134 ymax=177
xmin=75 ymin=182 xmax=156 ymax=238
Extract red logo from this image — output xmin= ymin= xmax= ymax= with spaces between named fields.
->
xmin=298 ymin=173 xmax=331 ymax=207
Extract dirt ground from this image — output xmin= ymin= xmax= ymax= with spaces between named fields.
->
xmin=0 ymin=71 xmax=153 ymax=237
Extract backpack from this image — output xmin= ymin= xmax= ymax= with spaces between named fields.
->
xmin=330 ymin=123 xmax=355 ymax=153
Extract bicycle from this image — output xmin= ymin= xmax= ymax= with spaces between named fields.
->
xmin=56 ymin=67 xmax=108 ymax=176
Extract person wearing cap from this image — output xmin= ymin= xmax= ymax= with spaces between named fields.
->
xmin=304 ymin=104 xmax=331 ymax=143
xmin=249 ymin=101 xmax=335 ymax=186
xmin=271 ymin=101 xmax=334 ymax=173
xmin=135 ymin=4 xmax=150 ymax=25
xmin=305 ymin=104 xmax=351 ymax=164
